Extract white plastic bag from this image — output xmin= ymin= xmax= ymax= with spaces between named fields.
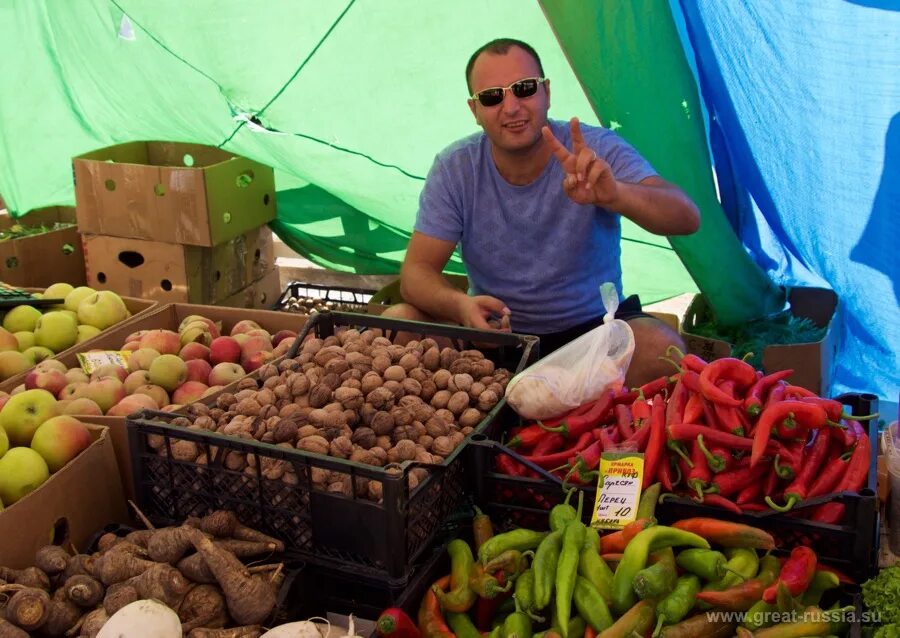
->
xmin=506 ymin=283 xmax=635 ymax=420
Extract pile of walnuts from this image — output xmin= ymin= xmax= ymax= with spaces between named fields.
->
xmin=156 ymin=328 xmax=512 ymax=503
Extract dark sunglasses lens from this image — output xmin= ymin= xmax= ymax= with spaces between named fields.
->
xmin=512 ymin=79 xmax=538 ymax=98
xmin=478 ymin=89 xmax=504 ymax=107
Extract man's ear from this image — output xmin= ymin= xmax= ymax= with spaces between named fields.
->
xmin=468 ymin=98 xmax=481 ymax=126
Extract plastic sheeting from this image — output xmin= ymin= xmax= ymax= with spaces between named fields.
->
xmin=679 ymin=0 xmax=900 ymax=398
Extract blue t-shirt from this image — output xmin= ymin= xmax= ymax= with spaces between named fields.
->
xmin=414 ymin=119 xmax=658 ymax=335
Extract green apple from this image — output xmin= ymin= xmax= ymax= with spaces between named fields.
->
xmin=76 ymin=325 xmax=102 ymax=343
xmin=0 ymin=327 xmax=18 ymax=352
xmin=43 ymin=283 xmax=74 ymax=308
xmin=77 ymin=291 xmax=128 ymax=330
xmin=0 ymin=426 xmax=7 ymax=458
xmin=0 ymin=447 xmax=50 ymax=505
xmin=148 ymin=355 xmax=187 ymax=392
xmin=14 ymin=331 xmax=35 ymax=352
xmin=31 ymin=415 xmax=91 ymax=472
xmin=0 ymin=388 xmax=58 ymax=446
xmin=0 ymin=350 xmax=32 ymax=381
xmin=23 ymin=346 xmax=55 ymax=365
xmin=34 ymin=311 xmax=78 ymax=353
xmin=63 ymin=286 xmax=96 ymax=313
xmin=3 ymin=305 xmax=42 ymax=333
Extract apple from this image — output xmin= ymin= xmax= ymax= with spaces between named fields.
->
xmin=138 ymin=330 xmax=181 ymax=356
xmin=274 ymin=339 xmax=293 ymax=358
xmin=124 ymin=370 xmax=153 ymax=394
xmin=123 ymin=329 xmax=150 ymax=344
xmin=0 ymin=448 xmax=50 ymax=504
xmin=36 ymin=359 xmax=68 ymax=374
xmin=11 ymin=384 xmax=25 ymax=395
xmin=61 ymin=397 xmax=104 ymax=417
xmin=203 ymin=385 xmax=224 ymax=398
xmin=90 ymin=364 xmax=128 ymax=382
xmin=240 ymin=336 xmax=273 ymax=359
xmin=58 ymin=382 xmax=89 ymax=401
xmin=34 ymin=311 xmax=78 ymax=353
xmin=185 ymin=359 xmax=212 ymax=384
xmin=161 ymin=404 xmax=182 ymax=413
xmin=232 ymin=333 xmax=249 ymax=346
xmin=148 ymin=355 xmax=187 ymax=392
xmin=43 ymin=282 xmax=75 ymax=304
xmin=180 ymin=322 xmax=213 ymax=347
xmin=25 ymin=369 xmax=68 ymax=396
xmin=178 ymin=315 xmax=220 ymax=339
xmin=0 ymin=388 xmax=58 ymax=445
xmin=179 ymin=343 xmax=210 ymax=362
xmin=0 ymin=424 xmax=6 ymax=457
xmin=272 ymin=330 xmax=298 ymax=347
xmin=208 ymin=362 xmax=246 ymax=386
xmin=23 ymin=346 xmax=56 ymax=365
xmin=0 ymin=392 xmax=10 ymax=413
xmin=242 ymin=350 xmax=275 ymax=372
xmin=133 ymin=384 xmax=170 ymax=408
xmin=0 ymin=350 xmax=33 ymax=380
xmin=230 ymin=320 xmax=261 ymax=336
xmin=209 ymin=336 xmax=242 ymax=365
xmin=172 ymin=381 xmax=209 ymax=405
xmin=76 ymin=325 xmax=102 ymax=344
xmin=3 ymin=305 xmax=42 ymax=333
xmin=245 ymin=328 xmax=272 ymax=340
xmin=14 ymin=331 xmax=35 ymax=352
xmin=129 ymin=348 xmax=161 ymax=372
xmin=31 ymin=415 xmax=91 ymax=472
xmin=63 ymin=286 xmax=96 ymax=313
xmin=107 ymin=393 xmax=159 ymax=417
xmin=84 ymin=377 xmax=126 ymax=413
xmin=64 ymin=368 xmax=90 ymax=385
xmin=77 ymin=291 xmax=128 ymax=330
xmin=121 ymin=340 xmax=142 ymax=351
xmin=0 ymin=327 xmax=19 ymax=352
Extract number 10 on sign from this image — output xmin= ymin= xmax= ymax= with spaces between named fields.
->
xmin=591 ymin=452 xmax=645 ymax=530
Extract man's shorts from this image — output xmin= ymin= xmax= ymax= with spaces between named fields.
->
xmin=532 ymin=295 xmax=654 ymax=357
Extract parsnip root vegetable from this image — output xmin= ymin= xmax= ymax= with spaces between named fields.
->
xmin=193 ymin=511 xmax=286 ymax=553
xmin=77 ymin=607 xmax=109 ymax=638
xmin=177 ymin=553 xmax=217 ymax=584
xmin=62 ymin=574 xmax=104 ymax=608
xmin=178 ymin=584 xmax=227 ymax=632
xmin=148 ymin=526 xmax=201 ymax=563
xmin=131 ymin=563 xmax=192 ymax=609
xmin=188 ymin=627 xmax=263 ymax=638
xmin=0 ymin=567 xmax=50 ymax=591
xmin=34 ymin=546 xmax=70 ymax=576
xmin=102 ymin=581 xmax=139 ymax=616
xmin=61 ymin=554 xmax=95 ymax=581
xmin=0 ymin=619 xmax=27 ymax=638
xmin=4 ymin=587 xmax=49 ymax=632
xmin=41 ymin=591 xmax=81 ymax=637
xmin=93 ymin=551 xmax=157 ymax=585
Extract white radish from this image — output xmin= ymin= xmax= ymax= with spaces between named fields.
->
xmin=97 ymin=599 xmax=181 ymax=638
xmin=260 ymin=620 xmax=325 ymax=638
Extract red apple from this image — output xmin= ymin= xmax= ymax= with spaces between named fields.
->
xmin=60 ymin=397 xmax=104 ymax=417
xmin=107 ymin=393 xmax=159 ymax=417
xmin=133 ymin=384 xmax=170 ymax=409
xmin=30 ymin=415 xmax=91 ymax=472
xmin=84 ymin=378 xmax=127 ymax=413
xmin=25 ymin=369 xmax=69 ymax=397
xmin=138 ymin=330 xmax=181 ymax=355
xmin=90 ymin=364 xmax=128 ymax=382
xmin=58 ymin=382 xmax=89 ymax=401
xmin=185 ymin=359 xmax=212 ymax=384
xmin=242 ymin=350 xmax=275 ymax=373
xmin=172 ymin=381 xmax=209 ymax=405
xmin=124 ymin=370 xmax=153 ymax=394
xmin=179 ymin=342 xmax=210 ymax=362
xmin=208 ymin=362 xmax=246 ymax=386
xmin=209 ymin=336 xmax=242 ymax=365
xmin=272 ymin=330 xmax=298 ymax=347
xmin=230 ymin=320 xmax=261 ymax=336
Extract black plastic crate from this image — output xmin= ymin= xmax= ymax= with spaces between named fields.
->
xmin=277 ymin=281 xmax=375 ymax=313
xmin=470 ymin=393 xmax=880 ymax=584
xmin=129 ymin=311 xmax=539 ymax=581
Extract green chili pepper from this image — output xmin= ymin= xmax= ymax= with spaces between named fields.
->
xmin=470 ymin=563 xmax=513 ymax=599
xmin=488 ymin=625 xmax=504 ymax=638
xmin=775 ymin=581 xmax=803 ymax=614
xmin=434 ymin=539 xmax=477 ymax=612
xmin=799 ymin=570 xmax=840 ymax=607
xmin=447 ymin=612 xmax=482 ymax=638
xmin=597 ymin=599 xmax=655 ymax=638
xmin=633 ymin=548 xmax=677 ymax=600
xmin=502 ymin=600 xmax=534 ymax=638
xmin=753 ymin=605 xmax=853 ymax=637
xmin=533 ymin=529 xmax=564 ymax=610
xmin=550 ymin=488 xmax=579 ymax=532
xmin=479 ymin=529 xmax=550 ymax=565
xmin=611 ymin=526 xmax=710 ymax=615
xmin=549 ymin=606 xmax=585 ymax=638
xmin=657 ymin=612 xmax=736 ymax=638
xmin=637 ymin=482 xmax=662 ymax=520
xmin=485 ymin=549 xmax=530 ymax=576
xmin=573 ymin=576 xmax=614 ymax=632
xmin=494 ymin=596 xmax=518 ymax=625
xmin=675 ymin=548 xmax=728 ymax=581
xmin=743 ymin=600 xmax=777 ymax=630
xmin=555 ymin=493 xmax=586 ymax=637
xmin=578 ymin=528 xmax=614 ymax=604
xmin=652 ymin=574 xmax=701 ymax=636
xmin=515 ymin=568 xmax=537 ymax=614
xmin=719 ymin=548 xmax=759 ymax=588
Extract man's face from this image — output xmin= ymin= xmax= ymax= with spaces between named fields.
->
xmin=468 ymin=46 xmax=550 ymax=154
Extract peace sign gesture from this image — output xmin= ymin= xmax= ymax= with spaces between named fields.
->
xmin=541 ymin=117 xmax=619 ymax=206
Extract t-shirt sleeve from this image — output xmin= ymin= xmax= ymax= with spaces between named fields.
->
xmin=413 ymin=154 xmax=464 ymax=243
xmin=593 ymin=130 xmax=658 ymax=184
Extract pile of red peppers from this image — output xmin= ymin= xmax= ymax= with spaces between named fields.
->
xmin=497 ymin=349 xmax=875 ymax=524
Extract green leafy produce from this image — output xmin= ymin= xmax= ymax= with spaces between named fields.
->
xmin=691 ymin=310 xmax=826 ymax=369
xmin=875 ymin=625 xmax=900 ymax=638
xmin=864 ymin=566 xmax=900 ymax=633
xmin=0 ymin=221 xmax=74 ymax=242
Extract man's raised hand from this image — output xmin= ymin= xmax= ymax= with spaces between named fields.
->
xmin=541 ymin=117 xmax=619 ymax=206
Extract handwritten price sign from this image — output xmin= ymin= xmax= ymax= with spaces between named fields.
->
xmin=591 ymin=452 xmax=644 ymax=530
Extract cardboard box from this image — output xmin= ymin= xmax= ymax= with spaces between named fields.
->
xmin=73 ymin=141 xmax=276 ymax=247
xmin=0 ymin=207 xmax=85 ymax=287
xmin=681 ymin=287 xmax=839 ymax=395
xmin=216 ymin=267 xmax=282 ymax=309
xmin=82 ymin=226 xmax=274 ymax=304
xmin=0 ymin=424 xmax=128 ymax=568
xmin=5 ymin=302 xmax=309 ymax=499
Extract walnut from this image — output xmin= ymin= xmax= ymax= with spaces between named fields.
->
xmin=350 ymin=449 xmax=381 ymax=466
xmin=298 ymin=424 xmax=321 ymax=439
xmin=425 ymin=417 xmax=450 ymax=438
xmin=279 ymin=404 xmax=306 ymax=419
xmin=224 ymin=451 xmax=246 ymax=471
xmin=351 ymin=427 xmax=377 ymax=449
xmin=287 ymin=373 xmax=311 ymax=397
xmin=361 ymin=372 xmax=383 ymax=395
xmin=418 ymin=434 xmax=434 ymax=449
xmin=372 ymin=354 xmax=391 ymax=374
xmin=333 ymin=387 xmax=364 ymax=411
xmin=325 ymin=357 xmax=350 ymax=376
xmin=237 ymin=378 xmax=258 ymax=392
xmin=449 ymin=373 xmax=474 ymax=393
xmin=439 ymin=347 xmax=459 ymax=370
xmin=375 ymin=435 xmax=392 ymax=450
xmin=487 ymin=382 xmax=504 ymax=397
xmin=430 ymin=390 xmax=452 ymax=410
xmin=449 ymin=358 xmax=473 ymax=375
xmin=322 ymin=426 xmax=344 ymax=442
xmin=367 ymin=387 xmax=395 ymax=410
xmin=297 ymin=352 xmax=313 ymax=365
xmin=383 ymin=365 xmax=406 ymax=382
xmin=360 ymin=402 xmax=377 ymax=426
xmin=391 ymin=407 xmax=414 ymax=428
xmin=415 ymin=449 xmax=438 ymax=464
xmin=259 ymin=363 xmax=279 ymax=380
xmin=401 ymin=378 xmax=422 ymax=397
xmin=477 ymin=390 xmax=500 ymax=411
xmin=311 ymin=467 xmax=331 ymax=486
xmin=420 ymin=380 xmax=437 ymax=403
xmin=450 ymin=432 xmax=466 ymax=447
xmin=387 ymin=345 xmax=407 ymax=363
xmin=398 ymin=395 xmax=423 ymax=410
xmin=346 ymin=351 xmax=372 ymax=367
xmin=341 ymin=378 xmax=362 ymax=391
xmin=273 ymin=384 xmax=291 ymax=401
xmin=371 ymin=411 xmax=395 ymax=435
xmin=209 ymin=408 xmax=225 ymax=421
xmin=435 ymin=409 xmax=455 ymax=425
xmin=468 ymin=382 xmax=486 ymax=400
xmin=256 ymin=388 xmax=276 ymax=406
xmin=322 ymin=372 xmax=342 ymax=390
xmin=314 ymin=345 xmax=345 ymax=367
xmin=259 ymin=404 xmax=279 ymax=420
xmin=309 ymin=383 xmax=333 ymax=408
xmin=461 ymin=426 xmax=474 ymax=435
xmin=461 ymin=349 xmax=486 ymax=360
xmin=432 ymin=370 xmax=452 ymax=390
xmin=278 ymin=359 xmax=300 ymax=373
xmin=472 ymin=359 xmax=496 ymax=379
xmin=272 ymin=419 xmax=299 ymax=443
xmin=186 ymin=403 xmax=209 ymax=418
xmin=398 ymin=352 xmax=420 ymax=372
xmin=235 ymin=398 xmax=262 ymax=416
xmin=343 ymin=409 xmax=359 ymax=427
xmin=423 ymin=347 xmax=441 ymax=371
xmin=217 ymin=393 xmax=237 ymax=409
xmin=432 ymin=436 xmax=455 ymax=457
xmin=412 ymin=421 xmax=427 ymax=438
xmin=302 ymin=337 xmax=324 ymax=354
xmin=459 ymin=408 xmax=483 ymax=428
xmin=171 ymin=440 xmax=199 ymax=462
xmin=338 ymin=328 xmax=362 ymax=345
xmin=328 ymin=478 xmax=353 ymax=497
xmin=408 ymin=368 xmax=430 ymax=384
xmin=370 ymin=447 xmax=388 ymax=465
xmin=368 ymin=480 xmax=384 ymax=502
xmin=194 ymin=415 xmax=215 ymax=431
xmin=392 ymin=424 xmax=418 ymax=443
xmin=297 ymin=435 xmax=329 ymax=454
xmin=372 ymin=336 xmax=392 ymax=348
xmin=412 ymin=404 xmax=436 ymax=423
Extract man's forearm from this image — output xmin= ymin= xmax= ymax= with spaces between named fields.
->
xmin=607 ymin=182 xmax=700 ymax=236
xmin=400 ymin=262 xmax=467 ymax=323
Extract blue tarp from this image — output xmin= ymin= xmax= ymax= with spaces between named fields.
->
xmin=678 ymin=0 xmax=900 ymax=400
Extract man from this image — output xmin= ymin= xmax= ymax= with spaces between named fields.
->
xmin=384 ymin=38 xmax=700 ymax=387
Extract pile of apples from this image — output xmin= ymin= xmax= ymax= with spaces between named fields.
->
xmin=3 ymin=315 xmax=298 ymax=417
xmin=0 ymin=389 xmax=92 ymax=509
xmin=0 ymin=283 xmax=131 ymax=381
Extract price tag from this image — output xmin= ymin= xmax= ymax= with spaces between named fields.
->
xmin=76 ymin=351 xmax=131 ymax=375
xmin=591 ymin=451 xmax=644 ymax=530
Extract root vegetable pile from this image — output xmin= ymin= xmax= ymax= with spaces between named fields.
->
xmin=0 ymin=510 xmax=285 ymax=637
xmin=498 ymin=349 xmax=874 ymax=522
xmin=167 ymin=329 xmax=512 ymax=501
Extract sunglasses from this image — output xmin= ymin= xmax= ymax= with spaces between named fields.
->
xmin=470 ymin=77 xmax=547 ymax=107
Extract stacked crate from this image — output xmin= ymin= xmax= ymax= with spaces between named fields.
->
xmin=73 ymin=141 xmax=280 ymax=308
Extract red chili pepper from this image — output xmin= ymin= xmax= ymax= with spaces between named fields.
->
xmin=558 ymin=389 xmax=616 ymax=440
xmin=378 ymin=608 xmax=422 ymax=638
xmin=418 ymin=575 xmax=454 ymax=638
xmin=680 ymin=370 xmax=702 ymax=393
xmin=523 ymin=431 xmax=595 ymax=469
xmin=784 ymin=384 xmax=817 ymax=398
xmin=638 ymin=375 xmax=672 ymax=398
xmin=642 ymin=395 xmax=666 ymax=488
xmin=598 ymin=426 xmax=619 ymax=453
xmin=631 ymin=394 xmax=651 ymax=427
xmin=767 ymin=428 xmax=831 ymax=512
xmin=665 ymin=378 xmax=688 ymax=426
xmin=706 ymin=460 xmax=765 ymax=498
xmin=741 ymin=503 xmax=768 ymax=512
xmin=508 ymin=422 xmax=565 ymax=449
xmin=687 ymin=439 xmax=711 ymax=498
xmin=656 ymin=454 xmax=674 ymax=491
xmin=614 ymin=404 xmax=634 ymax=440
xmin=698 ymin=357 xmax=757 ymax=407
xmin=584 ymin=626 xmax=597 ymax=638
xmin=713 ymin=400 xmax=744 ymax=437
xmin=763 ymin=465 xmax=779 ymax=500
xmin=613 ymin=389 xmax=640 ymax=406
xmin=696 ymin=493 xmax=742 ymax=514
xmin=736 ymin=471 xmax=765 ymax=504
xmin=599 ymin=518 xmax=656 ymax=553
xmin=533 ymin=432 xmax=565 ymax=456
xmin=764 ymin=381 xmax=787 ymax=410
xmin=666 ymin=346 xmax=707 ymax=373
xmin=669 ymin=424 xmax=778 ymax=454
xmin=683 ymin=392 xmax=704 ymax=424
xmin=811 ymin=432 xmax=871 ymax=524
xmin=776 ymin=402 xmax=828 ymax=439
xmin=624 ymin=419 xmax=652 ymax=450
xmin=566 ymin=439 xmax=605 ymax=485
xmin=495 ymin=454 xmax=527 ymax=477
xmin=473 ymin=588 xmax=512 ymax=631
xmin=743 ymin=369 xmax=794 ymax=416
xmin=696 ymin=434 xmax=733 ymax=473
xmin=762 ymin=547 xmax=817 ymax=603
xmin=751 ymin=401 xmax=826 ymax=467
